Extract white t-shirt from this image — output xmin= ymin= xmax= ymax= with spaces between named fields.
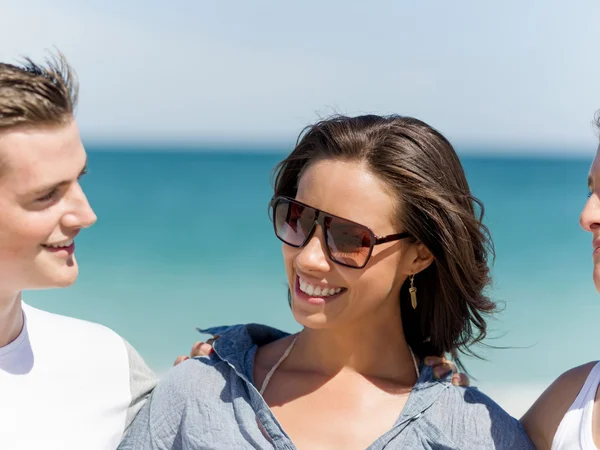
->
xmin=0 ymin=302 xmax=157 ymax=450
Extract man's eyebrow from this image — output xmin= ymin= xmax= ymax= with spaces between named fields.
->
xmin=29 ymin=158 xmax=88 ymax=196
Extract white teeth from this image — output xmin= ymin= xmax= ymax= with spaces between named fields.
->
xmin=45 ymin=239 xmax=73 ymax=249
xmin=298 ymin=277 xmax=343 ymax=297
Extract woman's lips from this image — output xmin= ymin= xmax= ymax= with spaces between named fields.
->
xmin=294 ymin=275 xmax=346 ymax=305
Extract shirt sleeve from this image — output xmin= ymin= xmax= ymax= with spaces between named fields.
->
xmin=122 ymin=338 xmax=158 ymax=432
xmin=459 ymin=387 xmax=535 ymax=449
xmin=118 ymin=359 xmax=196 ymax=450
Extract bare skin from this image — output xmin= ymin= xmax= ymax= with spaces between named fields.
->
xmin=253 ymin=330 xmax=416 ymax=449
xmin=0 ymin=294 xmax=23 ymax=350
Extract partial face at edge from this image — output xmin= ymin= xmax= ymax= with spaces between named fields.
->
xmin=0 ymin=120 xmax=97 ymax=296
xmin=580 ymin=144 xmax=600 ymax=292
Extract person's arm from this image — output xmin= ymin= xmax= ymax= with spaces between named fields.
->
xmin=520 ymin=361 xmax=597 ymax=450
xmin=122 ymin=339 xmax=158 ymax=431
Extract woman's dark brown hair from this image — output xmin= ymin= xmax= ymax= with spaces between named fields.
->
xmin=272 ymin=114 xmax=495 ymax=370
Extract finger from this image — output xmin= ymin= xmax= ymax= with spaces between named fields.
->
xmin=433 ymin=363 xmax=455 ymax=379
xmin=173 ymin=355 xmax=189 ymax=366
xmin=190 ymin=342 xmax=212 ymax=357
xmin=424 ymin=356 xmax=445 ymax=367
xmin=441 ymin=360 xmax=458 ymax=375
xmin=452 ymin=373 xmax=470 ymax=387
xmin=190 ymin=335 xmax=220 ymax=357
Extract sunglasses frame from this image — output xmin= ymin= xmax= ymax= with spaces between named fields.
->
xmin=270 ymin=195 xmax=412 ymax=269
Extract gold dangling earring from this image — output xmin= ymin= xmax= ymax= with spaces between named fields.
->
xmin=409 ymin=275 xmax=418 ymax=309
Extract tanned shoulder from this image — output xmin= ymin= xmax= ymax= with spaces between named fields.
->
xmin=520 ymin=361 xmax=598 ymax=450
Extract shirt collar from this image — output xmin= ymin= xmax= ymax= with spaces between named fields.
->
xmin=198 ymin=324 xmax=289 ymax=383
xmin=198 ymin=324 xmax=450 ymax=418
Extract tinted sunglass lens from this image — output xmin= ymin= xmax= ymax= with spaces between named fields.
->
xmin=274 ymin=199 xmax=315 ymax=247
xmin=326 ymin=218 xmax=373 ymax=267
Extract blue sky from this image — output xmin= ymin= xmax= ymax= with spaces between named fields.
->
xmin=1 ymin=0 xmax=600 ymax=154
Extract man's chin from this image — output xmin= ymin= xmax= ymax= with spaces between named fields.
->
xmin=593 ymin=267 xmax=600 ymax=294
xmin=32 ymin=265 xmax=80 ymax=290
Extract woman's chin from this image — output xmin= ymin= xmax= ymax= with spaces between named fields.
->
xmin=291 ymin=306 xmax=330 ymax=329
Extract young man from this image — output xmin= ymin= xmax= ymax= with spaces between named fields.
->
xmin=0 ymin=54 xmax=156 ymax=450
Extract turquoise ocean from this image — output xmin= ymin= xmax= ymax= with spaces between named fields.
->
xmin=25 ymin=148 xmax=600 ymax=416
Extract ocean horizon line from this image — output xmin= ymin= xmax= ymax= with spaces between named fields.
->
xmin=83 ymin=142 xmax=596 ymax=160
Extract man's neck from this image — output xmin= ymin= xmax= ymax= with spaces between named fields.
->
xmin=0 ymin=292 xmax=23 ymax=348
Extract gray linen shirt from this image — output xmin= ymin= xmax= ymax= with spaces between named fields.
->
xmin=119 ymin=324 xmax=534 ymax=449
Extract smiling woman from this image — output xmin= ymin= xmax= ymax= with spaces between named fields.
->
xmin=120 ymin=115 xmax=534 ymax=449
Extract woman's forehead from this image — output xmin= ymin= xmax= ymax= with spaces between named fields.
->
xmin=296 ymin=160 xmax=400 ymax=232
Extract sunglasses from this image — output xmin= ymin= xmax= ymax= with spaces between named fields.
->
xmin=270 ymin=196 xmax=412 ymax=269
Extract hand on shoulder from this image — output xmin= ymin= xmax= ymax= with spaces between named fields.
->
xmin=520 ymin=361 xmax=598 ymax=450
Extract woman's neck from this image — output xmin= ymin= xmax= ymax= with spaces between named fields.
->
xmin=0 ymin=291 xmax=23 ymax=348
xmin=289 ymin=307 xmax=418 ymax=385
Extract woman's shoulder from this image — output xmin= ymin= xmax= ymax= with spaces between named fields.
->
xmin=521 ymin=360 xmax=599 ymax=449
xmin=152 ymin=356 xmax=228 ymax=402
xmin=120 ymin=356 xmax=247 ymax=449
xmin=157 ymin=321 xmax=291 ymax=399
xmin=431 ymin=384 xmax=534 ymax=449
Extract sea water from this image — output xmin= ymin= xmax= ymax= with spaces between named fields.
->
xmin=25 ymin=148 xmax=599 ymax=416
